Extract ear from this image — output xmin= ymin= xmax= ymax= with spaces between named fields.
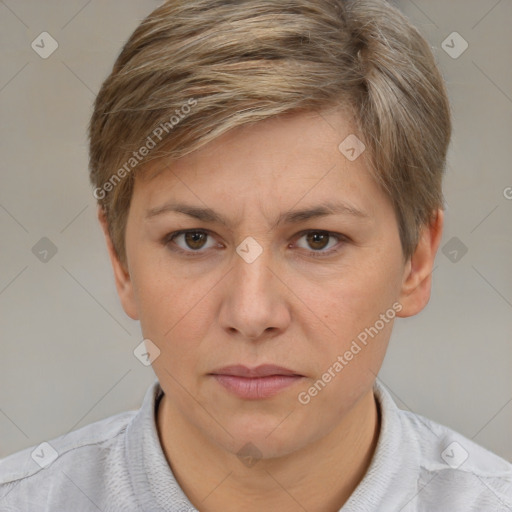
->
xmin=396 ymin=208 xmax=444 ymax=318
xmin=97 ymin=205 xmax=139 ymax=320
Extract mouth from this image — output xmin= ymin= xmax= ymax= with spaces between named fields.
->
xmin=208 ymin=364 xmax=305 ymax=400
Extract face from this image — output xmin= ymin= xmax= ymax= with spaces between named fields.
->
xmin=102 ymin=108 xmax=442 ymax=459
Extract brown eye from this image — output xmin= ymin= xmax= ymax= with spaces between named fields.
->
xmin=164 ymin=229 xmax=346 ymax=259
xmin=165 ymin=230 xmax=217 ymax=255
xmin=183 ymin=231 xmax=208 ymax=250
xmin=295 ymin=230 xmax=347 ymax=258
xmin=305 ymin=232 xmax=330 ymax=251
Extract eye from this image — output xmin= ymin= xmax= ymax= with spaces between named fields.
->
xmin=163 ymin=229 xmax=348 ymax=258
xmin=294 ymin=230 xmax=347 ymax=258
xmin=164 ymin=229 xmax=218 ymax=256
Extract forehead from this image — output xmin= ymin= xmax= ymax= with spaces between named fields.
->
xmin=131 ymin=108 xmax=388 ymax=225
xmin=140 ymin=107 xmax=357 ymax=180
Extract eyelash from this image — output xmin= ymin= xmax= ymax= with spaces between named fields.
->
xmin=162 ymin=229 xmax=349 ymax=259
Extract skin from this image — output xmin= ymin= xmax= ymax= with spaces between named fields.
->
xmin=98 ymin=107 xmax=443 ymax=512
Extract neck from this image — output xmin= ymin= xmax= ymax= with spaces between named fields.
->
xmin=156 ymin=388 xmax=381 ymax=512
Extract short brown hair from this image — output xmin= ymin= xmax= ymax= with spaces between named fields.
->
xmin=88 ymin=0 xmax=452 ymax=265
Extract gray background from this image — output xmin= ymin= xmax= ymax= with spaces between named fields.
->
xmin=0 ymin=0 xmax=511 ymax=462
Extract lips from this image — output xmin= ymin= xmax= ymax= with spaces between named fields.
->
xmin=210 ymin=364 xmax=302 ymax=378
xmin=209 ymin=364 xmax=304 ymax=399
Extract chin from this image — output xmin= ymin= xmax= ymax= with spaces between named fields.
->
xmin=210 ymin=413 xmax=315 ymax=461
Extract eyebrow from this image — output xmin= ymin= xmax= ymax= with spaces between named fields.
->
xmin=145 ymin=200 xmax=370 ymax=229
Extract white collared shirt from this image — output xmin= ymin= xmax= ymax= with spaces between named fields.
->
xmin=1 ymin=378 xmax=511 ymax=511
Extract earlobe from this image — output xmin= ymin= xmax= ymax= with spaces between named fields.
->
xmin=97 ymin=206 xmax=139 ymax=320
xmin=396 ymin=209 xmax=444 ymax=318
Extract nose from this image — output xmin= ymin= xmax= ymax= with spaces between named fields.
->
xmin=217 ymin=240 xmax=291 ymax=342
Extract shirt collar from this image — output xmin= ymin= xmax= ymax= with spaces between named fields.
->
xmin=125 ymin=378 xmax=196 ymax=511
xmin=125 ymin=377 xmax=418 ymax=511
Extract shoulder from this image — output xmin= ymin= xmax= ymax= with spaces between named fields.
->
xmin=0 ymin=409 xmax=136 ymax=503
xmin=399 ymin=407 xmax=512 ymax=509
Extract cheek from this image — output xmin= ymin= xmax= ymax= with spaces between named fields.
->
xmin=301 ymin=252 xmax=402 ymax=365
xmin=130 ymin=258 xmax=217 ymax=367
xmin=340 ymin=241 xmax=403 ymax=311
